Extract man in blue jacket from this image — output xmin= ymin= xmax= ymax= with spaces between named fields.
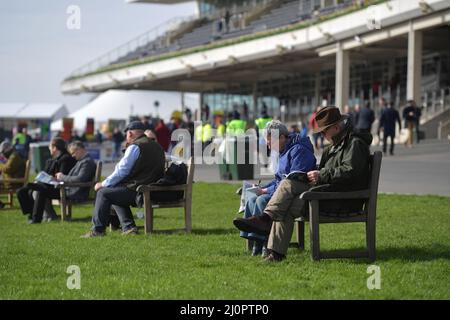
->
xmin=236 ymin=120 xmax=316 ymax=257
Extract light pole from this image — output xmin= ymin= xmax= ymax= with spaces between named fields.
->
xmin=154 ymin=100 xmax=160 ymax=118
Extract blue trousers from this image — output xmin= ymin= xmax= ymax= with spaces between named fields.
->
xmin=239 ymin=191 xmax=271 ymax=242
xmin=92 ymin=186 xmax=137 ymax=233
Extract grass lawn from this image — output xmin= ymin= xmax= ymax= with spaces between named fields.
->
xmin=0 ymin=182 xmax=449 ymax=299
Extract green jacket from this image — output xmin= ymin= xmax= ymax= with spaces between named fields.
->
xmin=0 ymin=151 xmax=26 ymax=190
xmin=316 ymin=122 xmax=373 ymax=214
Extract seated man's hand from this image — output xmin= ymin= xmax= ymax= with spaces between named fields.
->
xmin=94 ymin=182 xmax=103 ymax=192
xmin=307 ymin=170 xmax=320 ymax=184
xmin=55 ymin=172 xmax=64 ymax=181
xmin=256 ymin=188 xmax=268 ymax=196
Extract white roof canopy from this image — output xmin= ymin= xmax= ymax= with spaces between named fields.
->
xmin=51 ymin=89 xmax=199 ymax=131
xmin=0 ymin=103 xmax=68 ymax=120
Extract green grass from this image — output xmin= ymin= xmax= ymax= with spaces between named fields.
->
xmin=0 ymin=183 xmax=449 ymax=299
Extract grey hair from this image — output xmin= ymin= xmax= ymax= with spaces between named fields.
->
xmin=68 ymin=140 xmax=85 ymax=150
xmin=265 ymin=120 xmax=289 ymax=138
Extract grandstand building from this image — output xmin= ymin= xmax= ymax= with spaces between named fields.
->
xmin=62 ymin=0 xmax=450 ymax=138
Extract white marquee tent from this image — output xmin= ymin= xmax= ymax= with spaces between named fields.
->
xmin=51 ymin=90 xmax=199 ymax=132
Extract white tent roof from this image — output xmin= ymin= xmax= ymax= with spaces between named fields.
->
xmin=0 ymin=103 xmax=68 ymax=120
xmin=51 ymin=90 xmax=199 ymax=131
xmin=0 ymin=103 xmax=25 ymax=117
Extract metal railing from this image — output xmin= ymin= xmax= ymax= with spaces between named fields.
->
xmin=422 ymin=87 xmax=450 ymax=122
xmin=69 ymin=14 xmax=198 ymax=78
xmin=438 ymin=119 xmax=450 ymax=140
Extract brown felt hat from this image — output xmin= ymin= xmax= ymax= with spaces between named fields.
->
xmin=313 ymin=106 xmax=349 ymax=133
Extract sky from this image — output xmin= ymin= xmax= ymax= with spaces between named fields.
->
xmin=0 ymin=0 xmax=198 ymax=113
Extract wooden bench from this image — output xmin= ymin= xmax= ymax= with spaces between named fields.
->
xmin=136 ymin=157 xmax=195 ymax=235
xmin=55 ymin=161 xmax=102 ymax=221
xmin=296 ymin=151 xmax=383 ymax=261
xmin=0 ymin=160 xmax=31 ymax=208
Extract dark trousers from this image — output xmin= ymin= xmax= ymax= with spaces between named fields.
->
xmin=92 ymin=186 xmax=137 ymax=233
xmin=17 ymin=183 xmax=59 ymax=221
xmin=383 ymin=134 xmax=395 ymax=154
xmin=17 ymin=183 xmax=60 ymax=222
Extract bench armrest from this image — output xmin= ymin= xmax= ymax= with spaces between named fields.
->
xmin=137 ymin=184 xmax=187 ymax=193
xmin=300 ymin=189 xmax=370 ymax=200
xmin=56 ymin=182 xmax=93 ymax=188
xmin=0 ymin=178 xmax=26 ymax=184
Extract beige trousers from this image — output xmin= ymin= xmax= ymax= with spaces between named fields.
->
xmin=264 ymin=179 xmax=310 ymax=255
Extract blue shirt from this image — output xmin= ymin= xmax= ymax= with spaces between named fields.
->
xmin=102 ymin=144 xmax=140 ymax=187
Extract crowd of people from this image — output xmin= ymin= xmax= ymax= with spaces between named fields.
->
xmin=0 ymin=100 xmax=430 ymax=262
xmin=1 ymin=121 xmax=166 ymax=238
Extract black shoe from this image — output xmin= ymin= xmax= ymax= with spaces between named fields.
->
xmin=28 ymin=220 xmax=41 ymax=224
xmin=233 ymin=215 xmax=272 ymax=236
xmin=0 ymin=201 xmax=5 ymax=209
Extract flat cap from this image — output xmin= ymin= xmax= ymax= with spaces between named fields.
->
xmin=124 ymin=121 xmax=146 ymax=133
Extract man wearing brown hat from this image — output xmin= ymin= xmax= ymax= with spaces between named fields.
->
xmin=233 ymin=107 xmax=373 ymax=262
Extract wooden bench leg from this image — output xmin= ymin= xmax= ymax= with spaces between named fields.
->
xmin=143 ymin=191 xmax=153 ymax=234
xmin=184 ymin=202 xmax=192 ymax=233
xmin=246 ymin=239 xmax=254 ymax=251
xmin=7 ymin=191 xmax=13 ymax=207
xmin=297 ymin=221 xmax=305 ymax=250
xmin=309 ymin=200 xmax=320 ymax=261
xmin=366 ymin=218 xmax=376 ymax=262
xmin=67 ymin=204 xmax=72 ymax=221
xmin=60 ymin=189 xmax=67 ymax=222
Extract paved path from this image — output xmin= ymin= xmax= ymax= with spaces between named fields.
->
xmin=102 ymin=139 xmax=450 ymax=197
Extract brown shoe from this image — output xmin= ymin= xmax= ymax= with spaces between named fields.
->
xmin=264 ymin=250 xmax=286 ymax=262
xmin=122 ymin=227 xmax=138 ymax=236
xmin=233 ymin=215 xmax=272 ymax=236
xmin=80 ymin=230 xmax=105 ymax=238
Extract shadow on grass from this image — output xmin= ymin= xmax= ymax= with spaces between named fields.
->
xmin=192 ymin=228 xmax=235 ymax=236
xmin=377 ymin=245 xmax=450 ymax=262
xmin=67 ymin=216 xmax=93 ymax=223
xmin=287 ymin=244 xmax=450 ymax=263
xmin=133 ymin=227 xmax=235 ymax=236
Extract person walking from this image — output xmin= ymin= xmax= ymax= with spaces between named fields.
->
xmin=402 ymin=100 xmax=418 ymax=148
xmin=112 ymin=128 xmax=125 ymax=160
xmin=356 ymin=101 xmax=375 ymax=134
xmin=379 ymin=102 xmax=401 ymax=155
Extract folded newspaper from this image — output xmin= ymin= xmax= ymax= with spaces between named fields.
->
xmin=35 ymin=171 xmax=63 ymax=186
xmin=282 ymin=170 xmax=307 ymax=181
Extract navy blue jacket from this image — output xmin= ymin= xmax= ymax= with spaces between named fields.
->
xmin=264 ymin=134 xmax=316 ymax=197
xmin=379 ymin=107 xmax=401 ymax=136
xmin=356 ymin=107 xmax=375 ymax=131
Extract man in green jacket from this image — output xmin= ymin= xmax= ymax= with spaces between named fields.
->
xmin=233 ymin=107 xmax=373 ymax=262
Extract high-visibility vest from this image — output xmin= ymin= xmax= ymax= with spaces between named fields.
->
xmin=255 ymin=117 xmax=272 ymax=131
xmin=195 ymin=125 xmax=203 ymax=142
xmin=226 ymin=119 xmax=246 ymax=136
xmin=216 ymin=124 xmax=226 ymax=138
xmin=202 ymin=123 xmax=212 ymax=142
xmin=13 ymin=133 xmax=26 ymax=145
